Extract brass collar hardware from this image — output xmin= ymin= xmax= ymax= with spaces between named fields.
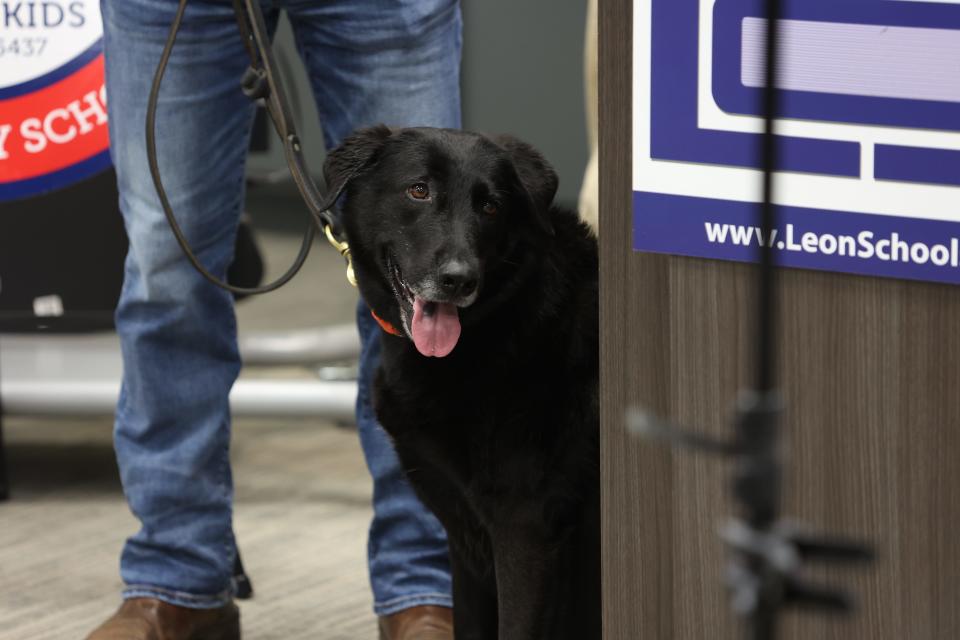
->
xmin=323 ymin=224 xmax=358 ymax=287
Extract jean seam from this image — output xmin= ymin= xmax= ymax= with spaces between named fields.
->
xmin=123 ymin=584 xmax=233 ymax=607
xmin=374 ymin=592 xmax=454 ymax=616
xmin=220 ymin=102 xmax=254 ymax=595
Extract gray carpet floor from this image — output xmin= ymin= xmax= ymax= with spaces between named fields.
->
xmin=0 ymin=224 xmax=383 ymax=639
xmin=0 ymin=417 xmax=377 ymax=640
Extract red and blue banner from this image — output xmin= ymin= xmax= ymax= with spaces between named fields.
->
xmin=0 ymin=1 xmax=111 ymax=202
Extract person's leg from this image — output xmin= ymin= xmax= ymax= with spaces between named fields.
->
xmin=101 ymin=0 xmax=271 ymax=607
xmin=285 ymin=0 xmax=462 ymax=616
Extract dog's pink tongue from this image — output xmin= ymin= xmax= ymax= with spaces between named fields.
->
xmin=412 ymin=298 xmax=461 ymax=357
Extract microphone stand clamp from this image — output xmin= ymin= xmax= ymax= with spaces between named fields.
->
xmin=627 ymin=391 xmax=873 ymax=640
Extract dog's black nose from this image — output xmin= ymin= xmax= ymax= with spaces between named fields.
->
xmin=439 ymin=260 xmax=479 ymax=299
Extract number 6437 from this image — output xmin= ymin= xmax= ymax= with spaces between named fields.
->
xmin=0 ymin=38 xmax=48 ymax=57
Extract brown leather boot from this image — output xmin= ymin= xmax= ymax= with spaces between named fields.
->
xmin=378 ymin=605 xmax=454 ymax=640
xmin=85 ymin=597 xmax=240 ymax=640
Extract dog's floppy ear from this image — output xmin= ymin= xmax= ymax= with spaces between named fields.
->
xmin=321 ymin=124 xmax=393 ymax=210
xmin=495 ymin=134 xmax=558 ymax=236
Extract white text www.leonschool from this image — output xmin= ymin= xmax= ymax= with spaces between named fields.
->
xmin=704 ymin=222 xmax=960 ymax=267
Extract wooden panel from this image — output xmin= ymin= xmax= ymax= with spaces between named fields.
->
xmin=600 ymin=0 xmax=960 ymax=638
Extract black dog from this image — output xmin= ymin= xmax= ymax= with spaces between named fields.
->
xmin=325 ymin=126 xmax=599 ymax=639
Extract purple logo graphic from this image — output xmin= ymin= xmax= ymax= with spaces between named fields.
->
xmin=712 ymin=0 xmax=960 ymax=186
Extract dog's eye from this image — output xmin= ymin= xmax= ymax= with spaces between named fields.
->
xmin=407 ymin=183 xmax=431 ymax=201
xmin=482 ymin=201 xmax=498 ymax=215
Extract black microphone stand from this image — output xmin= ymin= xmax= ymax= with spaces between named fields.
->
xmin=628 ymin=1 xmax=873 ymax=637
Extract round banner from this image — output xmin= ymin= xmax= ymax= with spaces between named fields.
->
xmin=0 ymin=0 xmax=111 ymax=202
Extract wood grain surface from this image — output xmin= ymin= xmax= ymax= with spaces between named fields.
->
xmin=600 ymin=1 xmax=960 ymax=638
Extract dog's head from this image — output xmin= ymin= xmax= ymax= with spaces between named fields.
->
xmin=324 ymin=126 xmax=558 ymax=358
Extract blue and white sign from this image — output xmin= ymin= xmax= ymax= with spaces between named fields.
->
xmin=633 ymin=0 xmax=960 ymax=285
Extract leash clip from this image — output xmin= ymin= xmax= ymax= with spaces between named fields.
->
xmin=240 ymin=66 xmax=270 ymax=100
xmin=323 ymin=224 xmax=357 ymax=287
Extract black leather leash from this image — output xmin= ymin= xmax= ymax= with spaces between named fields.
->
xmin=146 ymin=0 xmax=356 ymax=296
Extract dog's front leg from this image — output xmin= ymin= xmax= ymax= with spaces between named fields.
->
xmin=493 ymin=528 xmax=599 ymax=640
xmin=449 ymin=543 xmax=499 ymax=640
xmin=492 ymin=529 xmax=556 ymax=640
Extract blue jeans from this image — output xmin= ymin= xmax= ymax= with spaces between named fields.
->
xmin=101 ymin=0 xmax=460 ymax=615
